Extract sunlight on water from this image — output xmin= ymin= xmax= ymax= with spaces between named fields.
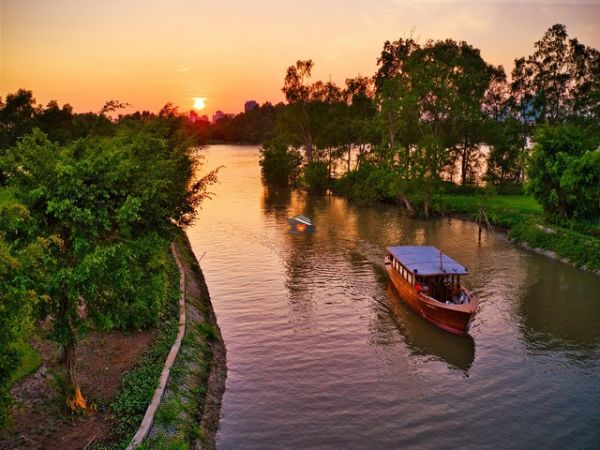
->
xmin=186 ymin=145 xmax=600 ymax=450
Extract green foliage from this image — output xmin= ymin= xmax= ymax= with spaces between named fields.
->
xmin=0 ymin=194 xmax=52 ymax=427
xmin=155 ymin=397 xmax=182 ymax=427
xmin=485 ymin=118 xmax=527 ymax=185
xmin=435 ymin=193 xmax=599 ymax=270
xmin=0 ymin=121 xmax=215 ymax=407
xmin=10 ymin=341 xmax=42 ymax=385
xmin=510 ymin=24 xmax=600 ymax=124
xmin=258 ymin=140 xmax=302 ymax=186
xmin=527 ymin=123 xmax=600 ymax=220
xmin=196 ymin=322 xmax=217 ymax=342
xmin=301 ymin=161 xmax=330 ymax=194
xmin=510 ymin=219 xmax=600 ymax=271
xmin=334 ymin=163 xmax=399 ymax=204
xmin=100 ymin=256 xmax=179 ymax=447
xmin=207 ymin=102 xmax=281 ymax=144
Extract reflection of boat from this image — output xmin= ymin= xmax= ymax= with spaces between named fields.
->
xmin=387 ymin=285 xmax=475 ymax=372
xmin=385 ymin=246 xmax=479 ymax=335
xmin=287 ymin=215 xmax=315 ymax=234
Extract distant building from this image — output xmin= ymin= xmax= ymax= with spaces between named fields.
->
xmin=244 ymin=100 xmax=259 ymax=113
xmin=212 ymin=110 xmax=234 ymax=124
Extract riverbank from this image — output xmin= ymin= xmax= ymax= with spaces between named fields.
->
xmin=435 ymin=194 xmax=600 ymax=274
xmin=0 ymin=231 xmax=226 ymax=449
xmin=140 ymin=232 xmax=226 ymax=450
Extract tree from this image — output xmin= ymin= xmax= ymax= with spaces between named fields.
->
xmin=281 ymin=60 xmax=317 ymax=161
xmin=374 ymin=38 xmax=420 ymax=151
xmin=486 ymin=117 xmax=527 ymax=185
xmin=2 ymin=126 xmax=216 ymax=410
xmin=344 ymin=77 xmax=377 ymax=170
xmin=0 ymin=90 xmax=39 ymax=184
xmin=511 ymin=24 xmax=600 ymax=124
xmin=259 ymin=140 xmax=302 ymax=186
xmin=527 ymin=123 xmax=600 ymax=220
xmin=0 ymin=200 xmax=52 ymax=427
xmin=36 ymin=100 xmax=75 ymax=144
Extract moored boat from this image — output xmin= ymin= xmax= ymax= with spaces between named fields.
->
xmin=385 ymin=246 xmax=479 ymax=335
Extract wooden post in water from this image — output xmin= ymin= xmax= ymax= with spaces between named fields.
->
xmin=478 ymin=208 xmax=482 ymax=243
xmin=476 ymin=206 xmax=494 ymax=243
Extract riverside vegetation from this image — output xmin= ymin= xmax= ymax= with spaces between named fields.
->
xmin=253 ymin=24 xmax=599 ymax=272
xmin=0 ymin=97 xmax=218 ymax=445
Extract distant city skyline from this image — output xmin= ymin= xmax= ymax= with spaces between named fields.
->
xmin=1 ymin=0 xmax=599 ymax=117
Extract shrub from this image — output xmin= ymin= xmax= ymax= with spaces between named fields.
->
xmin=258 ymin=140 xmax=302 ymax=186
xmin=302 ymin=161 xmax=330 ymax=194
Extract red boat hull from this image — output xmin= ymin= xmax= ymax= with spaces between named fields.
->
xmin=387 ymin=265 xmax=478 ymax=335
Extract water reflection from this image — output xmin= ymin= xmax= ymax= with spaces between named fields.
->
xmin=517 ymin=259 xmax=600 ymax=360
xmin=261 ymin=184 xmax=292 ymax=217
xmin=188 ymin=146 xmax=600 ymax=450
xmin=386 ymin=285 xmax=475 ymax=374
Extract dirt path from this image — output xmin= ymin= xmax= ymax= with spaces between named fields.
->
xmin=1 ymin=330 xmax=155 ymax=450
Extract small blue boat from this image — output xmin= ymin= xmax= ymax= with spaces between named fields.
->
xmin=287 ymin=215 xmax=315 ymax=234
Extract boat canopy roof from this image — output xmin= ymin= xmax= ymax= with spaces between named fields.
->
xmin=291 ymin=215 xmax=312 ymax=225
xmin=386 ymin=246 xmax=468 ymax=276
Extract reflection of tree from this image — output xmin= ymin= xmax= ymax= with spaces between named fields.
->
xmin=261 ymin=184 xmax=292 ymax=220
xmin=379 ymin=285 xmax=475 ymax=374
xmin=517 ymin=265 xmax=600 ymax=360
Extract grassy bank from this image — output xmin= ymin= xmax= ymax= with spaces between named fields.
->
xmin=436 ymin=194 xmax=600 ymax=272
xmin=93 ymin=245 xmax=181 ymax=449
xmin=140 ymin=231 xmax=226 ymax=450
xmin=9 ymin=342 xmax=42 ymax=385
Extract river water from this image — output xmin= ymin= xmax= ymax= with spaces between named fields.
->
xmin=186 ymin=145 xmax=600 ymax=450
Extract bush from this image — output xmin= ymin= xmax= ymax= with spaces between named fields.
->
xmin=494 ymin=183 xmax=525 ymax=195
xmin=334 ymin=163 xmax=399 ymax=204
xmin=302 ymin=161 xmax=330 ymax=194
xmin=258 ymin=140 xmax=302 ymax=186
xmin=527 ymin=124 xmax=600 ymax=221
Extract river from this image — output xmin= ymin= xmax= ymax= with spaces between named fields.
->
xmin=186 ymin=145 xmax=600 ymax=450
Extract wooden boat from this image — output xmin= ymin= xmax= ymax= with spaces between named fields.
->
xmin=385 ymin=246 xmax=478 ymax=335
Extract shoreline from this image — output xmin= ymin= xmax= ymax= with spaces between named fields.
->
xmin=437 ymin=211 xmax=600 ymax=276
xmin=178 ymin=230 xmax=227 ymax=449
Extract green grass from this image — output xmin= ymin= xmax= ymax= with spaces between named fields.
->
xmin=92 ymin=246 xmax=181 ymax=450
xmin=437 ymin=194 xmax=542 ymax=218
xmin=0 ymin=187 xmax=16 ymax=207
xmin=10 ymin=341 xmax=43 ymax=385
xmin=435 ymin=194 xmax=600 ymax=271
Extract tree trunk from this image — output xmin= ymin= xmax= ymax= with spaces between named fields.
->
xmin=397 ymin=192 xmax=415 ymax=217
xmin=424 ymin=194 xmax=431 ymax=219
xmin=387 ymin=112 xmax=395 ymax=148
xmin=347 ymin=144 xmax=352 ymax=173
xmin=305 ymin=138 xmax=313 ymax=162
xmin=64 ymin=342 xmax=87 ymax=411
xmin=461 ymin=147 xmax=468 ymax=186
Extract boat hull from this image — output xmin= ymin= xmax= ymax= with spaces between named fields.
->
xmin=387 ymin=265 xmax=478 ymax=335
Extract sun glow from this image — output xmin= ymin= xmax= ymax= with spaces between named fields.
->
xmin=193 ymin=97 xmax=206 ymax=110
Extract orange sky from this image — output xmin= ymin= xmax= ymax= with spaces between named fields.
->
xmin=1 ymin=0 xmax=599 ymax=117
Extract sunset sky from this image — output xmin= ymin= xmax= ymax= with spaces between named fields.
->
xmin=1 ymin=0 xmax=599 ymax=117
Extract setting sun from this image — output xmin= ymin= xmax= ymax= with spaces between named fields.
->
xmin=193 ymin=97 xmax=206 ymax=110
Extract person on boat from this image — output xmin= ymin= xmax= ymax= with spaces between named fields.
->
xmin=457 ymin=289 xmax=467 ymax=304
xmin=415 ymin=282 xmax=423 ymax=293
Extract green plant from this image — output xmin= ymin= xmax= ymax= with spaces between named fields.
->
xmin=196 ymin=322 xmax=217 ymax=342
xmin=258 ymin=140 xmax=302 ymax=186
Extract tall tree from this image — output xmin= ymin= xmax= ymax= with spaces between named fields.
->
xmin=511 ymin=24 xmax=600 ymax=124
xmin=527 ymin=124 xmax=600 ymax=220
xmin=2 ymin=126 xmax=216 ymax=410
xmin=281 ymin=60 xmax=317 ymax=161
